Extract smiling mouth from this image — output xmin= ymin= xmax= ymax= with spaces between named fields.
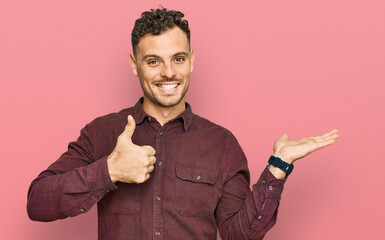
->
xmin=156 ymin=83 xmax=179 ymax=90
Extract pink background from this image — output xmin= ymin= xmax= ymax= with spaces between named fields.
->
xmin=1 ymin=0 xmax=384 ymax=239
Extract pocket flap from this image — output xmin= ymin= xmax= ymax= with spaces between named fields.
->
xmin=176 ymin=166 xmax=217 ymax=185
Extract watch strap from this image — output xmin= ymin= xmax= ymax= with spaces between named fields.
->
xmin=268 ymin=155 xmax=294 ymax=175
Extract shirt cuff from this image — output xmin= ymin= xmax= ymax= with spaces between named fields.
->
xmin=86 ymin=156 xmax=118 ymax=196
xmin=63 ymin=156 xmax=118 ymax=217
xmin=253 ymin=166 xmax=287 ymax=204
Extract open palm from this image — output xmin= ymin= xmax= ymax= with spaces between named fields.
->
xmin=273 ymin=129 xmax=339 ymax=164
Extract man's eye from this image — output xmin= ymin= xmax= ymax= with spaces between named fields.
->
xmin=148 ymin=60 xmax=158 ymax=65
xmin=175 ymin=57 xmax=185 ymax=63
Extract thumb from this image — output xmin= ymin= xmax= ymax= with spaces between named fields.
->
xmin=123 ymin=115 xmax=136 ymax=139
xmin=279 ymin=133 xmax=289 ymax=141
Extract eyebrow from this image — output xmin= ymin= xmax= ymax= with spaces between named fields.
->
xmin=142 ymin=51 xmax=189 ymax=60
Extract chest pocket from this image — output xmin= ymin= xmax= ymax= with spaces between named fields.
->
xmin=175 ymin=166 xmax=217 ymax=217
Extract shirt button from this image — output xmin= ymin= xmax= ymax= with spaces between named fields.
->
xmin=261 ymin=180 xmax=266 ymax=185
xmin=80 ymin=208 xmax=85 ymax=213
xmin=155 ymin=196 xmax=161 ymax=201
xmin=257 ymin=215 xmax=262 ymax=220
xmin=158 ymin=161 xmax=163 ymax=167
xmin=148 ymin=117 xmax=152 ymax=121
xmin=155 ymin=231 xmax=161 ymax=236
xmin=159 ymin=131 xmax=164 ymax=136
xmin=196 ymin=175 xmax=201 ymax=180
xmin=268 ymin=185 xmax=274 ymax=191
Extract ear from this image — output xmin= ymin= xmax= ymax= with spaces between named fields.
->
xmin=189 ymin=49 xmax=195 ymax=73
xmin=129 ymin=54 xmax=138 ymax=76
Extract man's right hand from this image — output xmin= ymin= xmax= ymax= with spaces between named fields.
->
xmin=107 ymin=115 xmax=156 ymax=183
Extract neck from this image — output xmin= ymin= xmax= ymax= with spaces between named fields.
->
xmin=142 ymin=97 xmax=186 ymax=126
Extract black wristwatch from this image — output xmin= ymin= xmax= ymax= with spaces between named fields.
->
xmin=268 ymin=155 xmax=294 ymax=176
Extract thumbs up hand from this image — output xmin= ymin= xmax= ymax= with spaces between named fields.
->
xmin=107 ymin=115 xmax=156 ymax=183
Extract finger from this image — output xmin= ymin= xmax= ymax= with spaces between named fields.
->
xmin=324 ymin=133 xmax=339 ymax=140
xmin=318 ymin=138 xmax=337 ymax=148
xmin=123 ymin=115 xmax=136 ymax=139
xmin=312 ymin=132 xmax=338 ymax=143
xmin=298 ymin=137 xmax=310 ymax=143
xmin=331 ymin=133 xmax=339 ymax=139
xmin=136 ymin=173 xmax=151 ymax=184
xmin=143 ymin=173 xmax=151 ymax=182
xmin=309 ymin=137 xmax=337 ymax=150
xmin=314 ymin=132 xmax=340 ymax=142
xmin=330 ymin=129 xmax=339 ymax=134
xmin=147 ymin=165 xmax=155 ymax=173
xmin=315 ymin=129 xmax=339 ymax=139
xmin=148 ymin=156 xmax=156 ymax=165
xmin=142 ymin=145 xmax=156 ymax=156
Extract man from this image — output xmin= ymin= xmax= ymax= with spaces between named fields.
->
xmin=27 ymin=8 xmax=339 ymax=239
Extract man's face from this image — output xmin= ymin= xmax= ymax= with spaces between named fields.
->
xmin=130 ymin=27 xmax=195 ymax=109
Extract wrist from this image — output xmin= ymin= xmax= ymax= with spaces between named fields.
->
xmin=268 ymin=165 xmax=287 ymax=179
xmin=268 ymin=155 xmax=294 ymax=176
xmin=273 ymin=152 xmax=292 ymax=164
xmin=107 ymin=154 xmax=119 ymax=183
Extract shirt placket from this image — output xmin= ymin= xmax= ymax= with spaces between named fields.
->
xmin=153 ymin=127 xmax=166 ymax=239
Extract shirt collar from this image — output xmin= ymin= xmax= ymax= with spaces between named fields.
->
xmin=181 ymin=102 xmax=193 ymax=132
xmin=132 ymin=97 xmax=194 ymax=132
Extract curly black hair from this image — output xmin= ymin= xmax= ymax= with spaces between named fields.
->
xmin=131 ymin=7 xmax=190 ymax=56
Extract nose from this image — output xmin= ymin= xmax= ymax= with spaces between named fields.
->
xmin=160 ymin=63 xmax=176 ymax=79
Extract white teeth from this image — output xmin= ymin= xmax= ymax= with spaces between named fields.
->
xmin=159 ymin=84 xmax=178 ymax=90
